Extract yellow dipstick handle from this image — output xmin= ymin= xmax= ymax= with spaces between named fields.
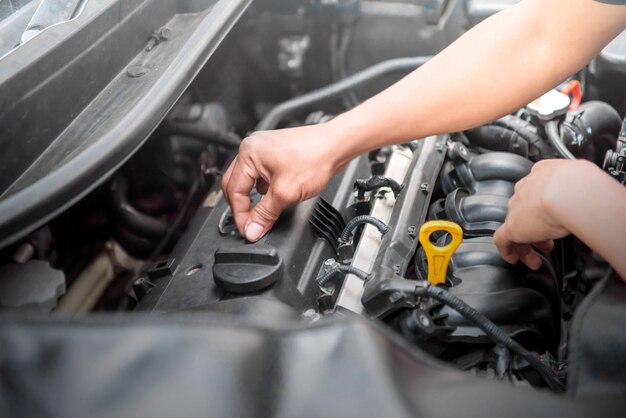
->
xmin=419 ymin=220 xmax=463 ymax=285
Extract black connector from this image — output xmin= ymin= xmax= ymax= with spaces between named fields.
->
xmin=354 ymin=176 xmax=404 ymax=200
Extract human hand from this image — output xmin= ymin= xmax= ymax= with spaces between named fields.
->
xmin=221 ymin=124 xmax=346 ymax=242
xmin=494 ymin=159 xmax=592 ymax=270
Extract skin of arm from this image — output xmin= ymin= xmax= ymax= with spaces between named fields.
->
xmin=494 ymin=159 xmax=626 ymax=280
xmin=222 ymin=0 xmax=626 ymax=242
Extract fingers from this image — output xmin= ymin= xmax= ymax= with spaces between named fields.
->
xmin=243 ymin=188 xmax=289 ymax=242
xmin=494 ymin=226 xmax=549 ymax=271
xmin=515 ymin=243 xmax=542 ymax=270
xmin=222 ymin=159 xmax=285 ymax=242
xmin=494 ymin=226 xmax=519 ymax=264
xmin=224 ymin=158 xmax=257 ymax=236
xmin=533 ymin=240 xmax=555 ymax=253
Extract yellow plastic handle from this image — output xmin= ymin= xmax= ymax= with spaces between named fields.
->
xmin=419 ymin=220 xmax=463 ymax=285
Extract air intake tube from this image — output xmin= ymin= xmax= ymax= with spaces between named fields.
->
xmin=561 ymin=101 xmax=622 ymax=147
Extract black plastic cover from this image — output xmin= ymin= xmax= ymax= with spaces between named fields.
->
xmin=136 ymin=155 xmax=371 ymax=313
xmin=1 ymin=312 xmax=625 ymax=417
xmin=568 ymin=274 xmax=626 ymax=396
xmin=592 ymin=29 xmax=626 ymax=77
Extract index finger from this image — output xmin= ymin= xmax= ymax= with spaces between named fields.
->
xmin=494 ymin=225 xmax=519 ymax=264
xmin=225 ymin=158 xmax=258 ymax=235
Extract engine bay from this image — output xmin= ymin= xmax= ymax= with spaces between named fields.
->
xmin=1 ymin=0 xmax=626 ymax=414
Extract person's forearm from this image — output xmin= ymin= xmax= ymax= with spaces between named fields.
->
xmin=326 ymin=0 xmax=626 ymax=169
xmin=545 ymin=163 xmax=626 ymax=279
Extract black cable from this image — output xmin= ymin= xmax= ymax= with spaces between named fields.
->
xmin=414 ymin=283 xmax=565 ymax=392
xmin=545 ymin=120 xmax=576 ymax=160
xmin=317 ymin=264 xmax=369 ymax=286
xmin=340 ymin=215 xmax=388 ymax=243
xmin=537 ymin=252 xmax=560 ymax=287
xmin=354 ymin=176 xmax=403 ymax=200
xmin=257 ymin=56 xmax=432 ymax=131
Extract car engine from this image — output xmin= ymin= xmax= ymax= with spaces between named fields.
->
xmin=1 ymin=0 xmax=625 ymax=415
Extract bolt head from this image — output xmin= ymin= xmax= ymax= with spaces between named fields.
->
xmin=127 ymin=65 xmax=147 ymax=78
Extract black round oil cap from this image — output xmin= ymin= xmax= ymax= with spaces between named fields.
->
xmin=213 ymin=246 xmax=283 ymax=293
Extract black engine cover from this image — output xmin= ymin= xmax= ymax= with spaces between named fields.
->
xmin=136 ymin=155 xmax=371 ymax=313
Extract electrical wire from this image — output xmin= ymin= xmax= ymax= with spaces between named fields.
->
xmin=414 ymin=282 xmax=565 ymax=392
xmin=340 ymin=215 xmax=388 ymax=244
xmin=545 ymin=120 xmax=576 ymax=160
xmin=317 ymin=264 xmax=369 ymax=286
xmin=537 ymin=252 xmax=560 ymax=287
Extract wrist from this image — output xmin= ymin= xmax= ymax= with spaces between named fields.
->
xmin=320 ymin=114 xmax=368 ymax=172
xmin=541 ymin=160 xmax=602 ymax=231
xmin=323 ymin=108 xmax=390 ymax=172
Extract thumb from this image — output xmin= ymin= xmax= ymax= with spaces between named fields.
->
xmin=243 ymin=189 xmax=287 ymax=242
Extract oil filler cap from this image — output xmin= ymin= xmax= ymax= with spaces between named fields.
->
xmin=213 ymin=246 xmax=283 ymax=293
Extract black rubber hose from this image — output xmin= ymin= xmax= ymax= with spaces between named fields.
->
xmin=113 ymin=225 xmax=158 ymax=259
xmin=148 ymin=177 xmax=200 ymax=261
xmin=464 ymin=125 xmax=530 ymax=157
xmin=340 ymin=215 xmax=389 ymax=243
xmin=354 ymin=176 xmax=404 ymax=199
xmin=466 ymin=152 xmax=533 ymax=184
xmin=545 ymin=121 xmax=576 ymax=160
xmin=256 ymin=56 xmax=432 ymax=131
xmin=561 ymin=101 xmax=622 ymax=145
xmin=317 ymin=265 xmax=369 ymax=286
xmin=494 ymin=115 xmax=552 ymax=156
xmin=465 ymin=116 xmax=551 ymax=157
xmin=111 ymin=176 xmax=168 ymax=240
xmin=166 ymin=123 xmax=241 ymax=148
xmin=414 ymin=283 xmax=565 ymax=392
